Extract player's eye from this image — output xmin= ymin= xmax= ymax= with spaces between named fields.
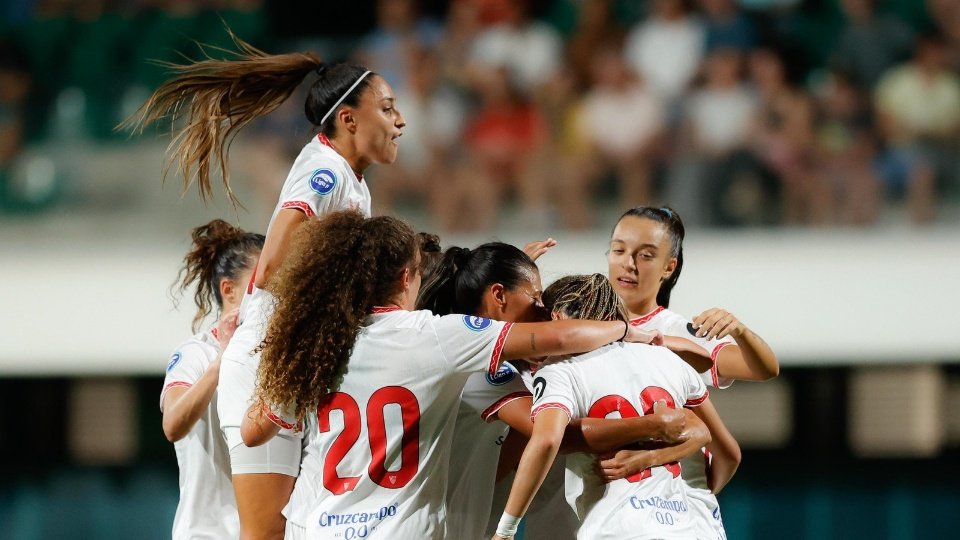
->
xmin=611 ymin=249 xmax=624 ymax=255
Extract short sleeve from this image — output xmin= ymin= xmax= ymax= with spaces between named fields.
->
xmin=528 ymin=364 xmax=578 ymax=422
xmin=670 ymin=318 xmax=736 ymax=390
xmin=263 ymin=401 xmax=303 ymax=433
xmin=279 ymin=156 xmax=351 ymax=219
xmin=434 ymin=314 xmax=513 ymax=376
xmin=160 ymin=342 xmax=209 ymax=410
xmin=684 ymin=365 xmax=709 ymax=408
xmin=460 ymin=364 xmax=532 ymax=423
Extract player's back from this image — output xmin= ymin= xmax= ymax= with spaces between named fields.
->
xmin=284 ymin=308 xmax=512 ymax=539
xmin=533 ymin=342 xmax=707 ymax=540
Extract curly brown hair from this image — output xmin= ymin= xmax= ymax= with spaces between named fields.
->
xmin=256 ymin=210 xmax=417 ymax=421
xmin=543 ymin=273 xmax=627 ymax=323
xmin=174 ymin=219 xmax=263 ymax=332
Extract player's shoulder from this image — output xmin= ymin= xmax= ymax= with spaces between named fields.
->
xmin=166 ymin=331 xmax=218 ymax=371
xmin=286 ymin=139 xmax=351 ymax=189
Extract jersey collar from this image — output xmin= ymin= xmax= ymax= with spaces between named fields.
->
xmin=630 ymin=306 xmax=664 ymax=326
xmin=370 ymin=306 xmax=403 ymax=314
xmin=317 ymin=133 xmax=364 ymax=183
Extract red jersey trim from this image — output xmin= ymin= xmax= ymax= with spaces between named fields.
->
xmin=630 ymin=306 xmax=665 ymax=327
xmin=488 ymin=323 xmax=514 ymax=378
xmin=370 ymin=306 xmax=402 ymax=314
xmin=480 ymin=391 xmax=532 ymax=423
xmin=685 ymin=391 xmax=709 ymax=407
xmin=530 ymin=402 xmax=572 ymax=422
xmin=710 ymin=342 xmax=732 ymax=388
xmin=265 ymin=407 xmax=303 ymax=432
xmin=317 ymin=133 xmax=364 ymax=183
xmin=164 ymin=381 xmax=193 ymax=391
xmin=281 ymin=200 xmax=317 ymax=217
xmin=246 ymin=259 xmax=259 ymax=295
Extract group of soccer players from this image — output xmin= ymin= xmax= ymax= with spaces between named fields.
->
xmin=140 ymin=41 xmax=778 ymax=540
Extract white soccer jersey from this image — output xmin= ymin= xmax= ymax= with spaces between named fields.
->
xmin=274 ymin=309 xmax=514 ymax=539
xmin=631 ymin=307 xmax=736 ymax=539
xmin=532 ymin=342 xmax=708 ymax=540
xmin=446 ymin=365 xmax=531 ymax=540
xmin=160 ymin=329 xmax=239 ymax=539
xmin=219 ymin=133 xmax=372 ymax=446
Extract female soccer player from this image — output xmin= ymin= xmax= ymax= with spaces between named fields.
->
xmin=128 ymin=39 xmax=407 ymax=539
xmin=606 ymin=206 xmax=778 ymax=539
xmin=493 ymin=274 xmax=720 ymax=540
xmin=416 ymin=243 xmax=708 ymax=540
xmin=240 ymin=210 xmax=660 ymax=539
xmin=160 ymin=219 xmax=263 ymax=539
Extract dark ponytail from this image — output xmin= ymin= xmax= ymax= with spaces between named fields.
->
xmin=614 ymin=206 xmax=685 ymax=308
xmin=175 ymin=219 xmax=264 ymax=333
xmin=257 ymin=210 xmax=416 ymax=421
xmin=416 ymin=242 xmax=537 ymax=315
xmin=121 ymin=32 xmax=374 ymax=206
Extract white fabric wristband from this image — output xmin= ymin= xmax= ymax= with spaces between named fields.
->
xmin=496 ymin=512 xmax=522 ymax=538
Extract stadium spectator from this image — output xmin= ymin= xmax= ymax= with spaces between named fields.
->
xmin=831 ymin=0 xmax=914 ymax=89
xmin=557 ymin=46 xmax=664 ymax=229
xmin=700 ymin=0 xmax=757 ymax=53
xmin=813 ymin=69 xmax=881 ymax=225
xmin=874 ymin=33 xmax=960 ymax=224
xmin=748 ymin=47 xmax=819 ymax=225
xmin=671 ymin=48 xmax=765 ymax=226
xmin=624 ymin=0 xmax=705 ymax=105
xmin=355 ymin=0 xmax=443 ymax=92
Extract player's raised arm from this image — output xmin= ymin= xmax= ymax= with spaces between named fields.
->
xmin=500 ymin=319 xmax=657 ymax=362
xmin=692 ymin=307 xmax=779 ymax=381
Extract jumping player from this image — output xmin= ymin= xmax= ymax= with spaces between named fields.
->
xmin=160 ymin=220 xmax=263 ymax=539
xmin=239 ymin=211 xmax=661 ymax=539
xmin=127 ymin=38 xmax=406 ymax=539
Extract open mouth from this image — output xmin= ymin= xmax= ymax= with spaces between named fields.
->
xmin=616 ymin=277 xmax=638 ymax=287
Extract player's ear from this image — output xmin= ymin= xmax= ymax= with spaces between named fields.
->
xmin=489 ymin=283 xmax=507 ymax=311
xmin=339 ymin=106 xmax=357 ymax=134
xmin=399 ymin=266 xmax=412 ymax=291
xmin=220 ymin=277 xmax=235 ymax=305
xmin=661 ymin=257 xmax=678 ymax=282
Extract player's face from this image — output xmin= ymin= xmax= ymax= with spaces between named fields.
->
xmin=607 ymin=216 xmax=677 ymax=314
xmin=501 ymin=267 xmax=546 ymax=323
xmin=353 ymin=76 xmax=406 ymax=165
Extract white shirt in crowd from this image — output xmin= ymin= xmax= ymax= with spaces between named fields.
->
xmin=160 ymin=329 xmax=239 ymax=539
xmin=470 ymin=21 xmax=562 ymax=92
xmin=625 ymin=16 xmax=705 ymax=101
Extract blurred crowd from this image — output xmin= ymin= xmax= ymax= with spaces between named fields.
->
xmin=1 ymin=0 xmax=959 ymax=228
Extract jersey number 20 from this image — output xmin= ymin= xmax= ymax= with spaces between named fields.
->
xmin=587 ymin=386 xmax=682 ymax=483
xmin=318 ymin=386 xmax=421 ymax=495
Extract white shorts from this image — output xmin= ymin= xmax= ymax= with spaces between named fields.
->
xmin=227 ymin=428 xmax=302 ymax=476
xmin=219 ymin=353 xmax=302 ymax=476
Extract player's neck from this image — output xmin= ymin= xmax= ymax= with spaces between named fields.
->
xmin=327 ymin=136 xmax=367 ymax=177
xmin=627 ymin=300 xmax=660 ymax=321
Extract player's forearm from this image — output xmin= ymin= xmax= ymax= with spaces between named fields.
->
xmin=502 ymin=320 xmax=625 ymax=361
xmin=724 ymin=327 xmax=778 ymax=381
xmin=241 ymin=403 xmax=282 ymax=447
xmin=162 ymin=365 xmax=220 ymax=442
xmin=564 ymin=415 xmax=666 ymax=454
xmin=644 ymin=410 xmax=711 ymax=467
xmin=691 ymin=398 xmax=741 ymax=493
xmin=503 ymin=412 xmax=567 ymax=517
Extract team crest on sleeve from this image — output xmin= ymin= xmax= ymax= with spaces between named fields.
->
xmin=166 ymin=352 xmax=182 ymax=373
xmin=486 ymin=362 xmax=518 ymax=386
xmin=309 ymin=168 xmax=338 ymax=195
xmin=462 ymin=315 xmax=492 ymax=332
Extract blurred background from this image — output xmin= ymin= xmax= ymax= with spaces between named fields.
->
xmin=0 ymin=0 xmax=958 ymax=538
